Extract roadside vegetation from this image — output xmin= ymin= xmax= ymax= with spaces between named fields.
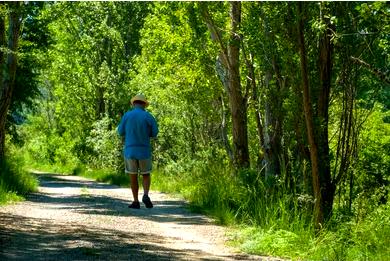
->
xmin=0 ymin=151 xmax=37 ymax=204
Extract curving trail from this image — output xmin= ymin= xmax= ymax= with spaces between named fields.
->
xmin=0 ymin=173 xmax=281 ymax=261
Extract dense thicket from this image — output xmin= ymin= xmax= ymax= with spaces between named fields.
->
xmin=1 ymin=1 xmax=389 ymax=259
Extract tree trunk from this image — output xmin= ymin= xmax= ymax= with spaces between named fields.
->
xmin=317 ymin=4 xmax=335 ymax=221
xmin=297 ymin=2 xmax=324 ymax=229
xmin=0 ymin=2 xmax=23 ymax=160
xmin=263 ymin=71 xmax=279 ymax=178
xmin=257 ymin=4 xmax=284 ymax=178
xmin=220 ymin=95 xmax=233 ymax=162
xmin=228 ymin=2 xmax=249 ymax=168
xmin=200 ymin=2 xmax=249 ymax=169
xmin=244 ymin=53 xmax=265 ymax=170
xmin=0 ymin=3 xmax=7 ymax=160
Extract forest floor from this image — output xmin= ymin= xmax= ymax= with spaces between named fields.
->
xmin=0 ymin=173 xmax=283 ymax=260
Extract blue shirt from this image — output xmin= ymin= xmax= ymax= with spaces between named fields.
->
xmin=117 ymin=106 xmax=158 ymax=160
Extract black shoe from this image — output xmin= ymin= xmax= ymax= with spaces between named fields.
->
xmin=142 ymin=195 xmax=153 ymax=208
xmin=128 ymin=201 xmax=140 ymax=209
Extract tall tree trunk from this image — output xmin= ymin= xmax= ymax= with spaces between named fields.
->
xmin=317 ymin=4 xmax=335 ymax=221
xmin=0 ymin=3 xmax=6 ymax=161
xmin=228 ymin=2 xmax=249 ymax=168
xmin=0 ymin=2 xmax=23 ymax=160
xmin=242 ymin=47 xmax=264 ymax=169
xmin=263 ymin=71 xmax=279 ymax=178
xmin=297 ymin=2 xmax=324 ymax=229
xmin=200 ymin=2 xmax=249 ymax=169
xmin=257 ymin=3 xmax=284 ymax=178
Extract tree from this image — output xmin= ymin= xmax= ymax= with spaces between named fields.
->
xmin=0 ymin=2 xmax=23 ymax=160
xmin=297 ymin=2 xmax=324 ymax=228
xmin=200 ymin=2 xmax=250 ymax=169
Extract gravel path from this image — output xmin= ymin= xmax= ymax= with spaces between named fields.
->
xmin=0 ymin=173 xmax=280 ymax=260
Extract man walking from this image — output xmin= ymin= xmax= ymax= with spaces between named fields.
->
xmin=118 ymin=94 xmax=158 ymax=209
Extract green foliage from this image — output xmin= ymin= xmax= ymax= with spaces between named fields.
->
xmin=85 ymin=116 xmax=122 ymax=171
xmin=0 ymin=154 xmax=38 ymax=204
xmin=153 ymin=156 xmax=312 ymax=229
xmin=131 ymin=2 xmax=224 ymax=167
xmin=19 ymin=114 xmax=80 ymax=172
xmin=356 ymin=105 xmax=390 ymax=196
xmin=227 ymin=192 xmax=389 ymax=261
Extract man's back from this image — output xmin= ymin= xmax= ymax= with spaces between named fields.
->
xmin=118 ymin=106 xmax=158 ymax=160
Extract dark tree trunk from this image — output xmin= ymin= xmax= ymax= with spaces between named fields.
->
xmin=228 ymin=2 xmax=249 ymax=168
xmin=0 ymin=2 xmax=23 ymax=160
xmin=297 ymin=2 xmax=324 ymax=229
xmin=0 ymin=4 xmax=6 ymax=161
xmin=317 ymin=5 xmax=335 ymax=221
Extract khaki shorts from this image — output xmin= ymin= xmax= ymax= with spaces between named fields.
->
xmin=125 ymin=158 xmax=152 ymax=175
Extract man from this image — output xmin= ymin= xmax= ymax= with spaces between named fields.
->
xmin=118 ymin=94 xmax=158 ymax=209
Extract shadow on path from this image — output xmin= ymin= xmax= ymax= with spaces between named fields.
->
xmin=0 ymin=213 xmax=213 ymax=261
xmin=28 ymin=174 xmax=210 ymax=225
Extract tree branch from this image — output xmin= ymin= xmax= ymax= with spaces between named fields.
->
xmin=199 ymin=3 xmax=230 ymax=70
xmin=351 ymin=56 xmax=390 ymax=85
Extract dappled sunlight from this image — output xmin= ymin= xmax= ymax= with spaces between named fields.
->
xmin=0 ymin=213 xmax=197 ymax=261
xmin=27 ymin=174 xmax=213 ymax=226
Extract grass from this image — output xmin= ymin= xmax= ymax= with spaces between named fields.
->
xmin=0 ymin=187 xmax=23 ymax=204
xmin=75 ymin=166 xmax=130 ymax=187
xmin=0 ymin=156 xmax=38 ymax=205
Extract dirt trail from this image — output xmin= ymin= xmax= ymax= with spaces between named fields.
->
xmin=0 ymin=173 xmax=280 ymax=260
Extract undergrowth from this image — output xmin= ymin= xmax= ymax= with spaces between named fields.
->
xmin=0 ymin=155 xmax=38 ymax=204
xmin=151 ymin=159 xmax=390 ymax=260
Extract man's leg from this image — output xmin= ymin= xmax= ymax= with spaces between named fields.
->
xmin=125 ymin=159 xmax=141 ymax=209
xmin=142 ymin=174 xmax=151 ymax=196
xmin=142 ymin=174 xmax=153 ymax=208
xmin=139 ymin=159 xmax=153 ymax=208
xmin=130 ymin=174 xmax=139 ymax=202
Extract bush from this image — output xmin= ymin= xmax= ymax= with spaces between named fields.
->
xmin=85 ymin=116 xmax=123 ymax=171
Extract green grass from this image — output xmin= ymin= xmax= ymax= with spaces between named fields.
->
xmin=0 ymin=187 xmax=23 ymax=204
xmin=0 ymin=156 xmax=38 ymax=204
